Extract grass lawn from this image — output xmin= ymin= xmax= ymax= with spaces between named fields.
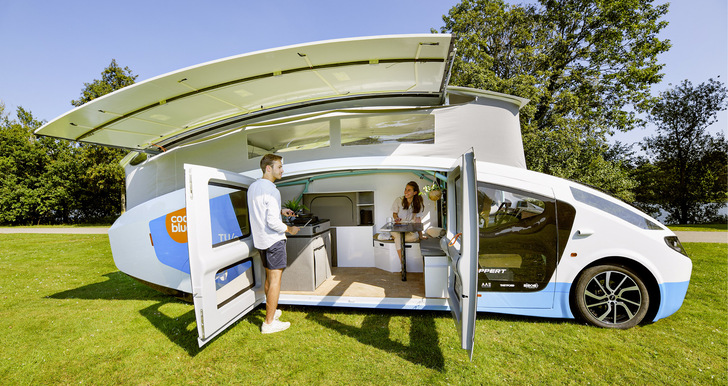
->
xmin=0 ymin=234 xmax=725 ymax=384
xmin=0 ymin=224 xmax=111 ymax=228
xmin=668 ymin=223 xmax=728 ymax=232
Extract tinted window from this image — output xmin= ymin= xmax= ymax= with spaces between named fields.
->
xmin=477 ymin=183 xmax=574 ymax=292
xmin=247 ymin=120 xmax=330 ymax=158
xmin=570 ymin=187 xmax=662 ymax=230
xmin=208 ymin=183 xmax=251 ymax=248
xmin=341 ymin=112 xmax=434 ymax=146
xmin=215 ymin=258 xmax=255 ymax=309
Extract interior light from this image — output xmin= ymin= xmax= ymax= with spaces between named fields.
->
xmin=334 ymin=72 xmax=350 ymax=81
xmin=150 ymin=114 xmax=170 ymax=121
xmin=234 ymin=89 xmax=252 ymax=98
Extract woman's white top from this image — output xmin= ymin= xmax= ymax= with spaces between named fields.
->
xmin=391 ymin=196 xmax=424 ymax=222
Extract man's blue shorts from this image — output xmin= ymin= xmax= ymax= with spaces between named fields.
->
xmin=258 ymin=239 xmax=287 ymax=270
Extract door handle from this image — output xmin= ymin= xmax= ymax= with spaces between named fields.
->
xmin=576 ymin=229 xmax=594 ymax=236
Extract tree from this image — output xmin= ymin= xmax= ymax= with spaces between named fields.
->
xmin=437 ymin=0 xmax=670 ymax=199
xmin=0 ymin=106 xmax=41 ymax=224
xmin=0 ymin=107 xmax=79 ymax=224
xmin=638 ymin=78 xmax=728 ymax=224
xmin=70 ymin=59 xmax=138 ymax=220
xmin=71 ymin=59 xmax=138 ymax=107
xmin=0 ymin=60 xmax=137 ymax=224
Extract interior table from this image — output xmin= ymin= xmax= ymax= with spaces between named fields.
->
xmin=379 ymin=221 xmax=423 ymax=281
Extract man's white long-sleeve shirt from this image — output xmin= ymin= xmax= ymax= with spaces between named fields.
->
xmin=247 ymin=178 xmax=288 ymax=250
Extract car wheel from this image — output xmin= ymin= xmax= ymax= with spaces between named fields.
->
xmin=574 ymin=264 xmax=649 ymax=329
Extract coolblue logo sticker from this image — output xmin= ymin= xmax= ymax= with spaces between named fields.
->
xmin=149 ymin=194 xmax=246 ymax=275
xmin=149 ymin=207 xmax=190 ymax=273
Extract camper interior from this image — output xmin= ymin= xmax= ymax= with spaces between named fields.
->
xmin=275 ymin=169 xmax=449 ymax=299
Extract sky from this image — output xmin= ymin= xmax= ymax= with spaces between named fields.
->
xmin=1 ymin=0 xmax=726 ymax=149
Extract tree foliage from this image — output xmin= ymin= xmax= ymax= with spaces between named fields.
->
xmin=637 ymin=79 xmax=728 ymax=224
xmin=438 ymin=0 xmax=670 ymax=200
xmin=0 ymin=59 xmax=136 ymax=225
xmin=68 ymin=59 xmax=138 ymax=221
xmin=0 ymin=107 xmax=78 ymax=224
xmin=71 ymin=59 xmax=138 ymax=107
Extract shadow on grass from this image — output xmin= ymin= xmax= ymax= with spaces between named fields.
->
xmin=47 ymin=271 xmax=583 ymax=362
xmin=48 ymin=271 xmax=166 ymax=301
xmin=47 ymin=271 xmax=204 ymax=356
xmin=138 ymin=300 xmax=202 ymax=356
xmin=306 ymin=309 xmax=446 ymax=371
xmin=477 ymin=311 xmax=580 ymax=327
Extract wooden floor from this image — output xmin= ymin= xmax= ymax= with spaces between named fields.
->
xmin=281 ymin=267 xmax=425 ymax=298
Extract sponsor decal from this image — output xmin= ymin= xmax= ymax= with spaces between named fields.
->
xmin=481 ymin=282 xmax=492 ymax=289
xmin=149 ymin=208 xmax=191 ymax=274
xmin=165 ymin=208 xmax=188 ymax=244
xmin=499 ymin=283 xmax=515 ymax=288
xmin=149 ymin=193 xmax=246 ymax=274
xmin=479 ymin=268 xmax=507 ymax=274
xmin=523 ymin=283 xmax=539 ymax=289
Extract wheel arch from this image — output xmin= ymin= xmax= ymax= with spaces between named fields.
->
xmin=568 ymin=256 xmax=661 ymax=325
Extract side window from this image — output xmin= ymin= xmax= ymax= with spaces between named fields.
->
xmin=208 ymin=182 xmax=255 ymax=308
xmin=477 ymin=183 xmax=558 ymax=292
xmin=208 ymin=183 xmax=251 ymax=247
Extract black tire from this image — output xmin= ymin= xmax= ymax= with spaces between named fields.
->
xmin=574 ymin=264 xmax=649 ymax=329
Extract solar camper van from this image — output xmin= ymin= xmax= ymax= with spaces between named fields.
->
xmin=35 ymin=35 xmax=692 ymax=355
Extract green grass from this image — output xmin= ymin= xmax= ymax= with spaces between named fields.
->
xmin=668 ymin=223 xmax=728 ymax=232
xmin=0 ymin=224 xmax=111 ymax=228
xmin=0 ymin=235 xmax=725 ymax=384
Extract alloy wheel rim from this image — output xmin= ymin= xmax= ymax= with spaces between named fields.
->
xmin=583 ymin=270 xmax=642 ymax=325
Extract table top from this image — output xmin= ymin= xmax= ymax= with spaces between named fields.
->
xmin=378 ymin=222 xmax=423 ymax=233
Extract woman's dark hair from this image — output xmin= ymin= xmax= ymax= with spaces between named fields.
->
xmin=402 ymin=181 xmax=423 ymax=213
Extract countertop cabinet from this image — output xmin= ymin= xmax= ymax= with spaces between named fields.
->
xmin=281 ymin=231 xmax=332 ymax=291
xmin=335 ymin=226 xmax=374 ymax=267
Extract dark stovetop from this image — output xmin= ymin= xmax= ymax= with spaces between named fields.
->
xmin=289 ymin=215 xmax=329 ymax=226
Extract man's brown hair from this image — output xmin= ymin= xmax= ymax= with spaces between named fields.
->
xmin=260 ymin=153 xmax=283 ymax=173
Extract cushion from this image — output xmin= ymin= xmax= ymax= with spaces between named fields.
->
xmin=426 ymin=227 xmax=445 ymax=238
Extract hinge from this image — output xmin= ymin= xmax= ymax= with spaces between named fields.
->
xmin=188 ymin=173 xmax=193 ymax=199
xmin=199 ymin=308 xmax=204 ymax=338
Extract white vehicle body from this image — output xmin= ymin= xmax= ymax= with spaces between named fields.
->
xmin=35 ymin=35 xmax=691 ymax=351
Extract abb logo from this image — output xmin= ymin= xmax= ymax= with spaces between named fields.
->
xmin=165 ymin=208 xmax=188 ymax=243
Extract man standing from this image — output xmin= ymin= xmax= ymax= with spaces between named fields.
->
xmin=248 ymin=154 xmax=299 ymax=334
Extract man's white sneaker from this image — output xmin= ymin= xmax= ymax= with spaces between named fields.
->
xmin=261 ymin=319 xmax=290 ymax=334
xmin=274 ymin=309 xmax=282 ymax=320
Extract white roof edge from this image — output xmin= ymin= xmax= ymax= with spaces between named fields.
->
xmin=34 ymin=33 xmax=452 ymax=150
xmin=35 ymin=34 xmax=453 ymax=136
xmin=166 ymin=33 xmax=454 ymax=75
xmin=446 ymin=86 xmax=530 ymax=110
xmin=106 ymin=34 xmax=455 ymax=98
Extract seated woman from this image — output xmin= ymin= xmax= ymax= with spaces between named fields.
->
xmin=390 ymin=181 xmax=426 ymax=265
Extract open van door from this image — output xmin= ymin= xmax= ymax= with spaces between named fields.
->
xmin=184 ymin=164 xmax=264 ymax=347
xmin=442 ymin=150 xmax=479 ymax=360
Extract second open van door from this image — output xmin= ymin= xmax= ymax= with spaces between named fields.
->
xmin=184 ymin=164 xmax=264 ymax=347
xmin=442 ymin=150 xmax=479 ymax=360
